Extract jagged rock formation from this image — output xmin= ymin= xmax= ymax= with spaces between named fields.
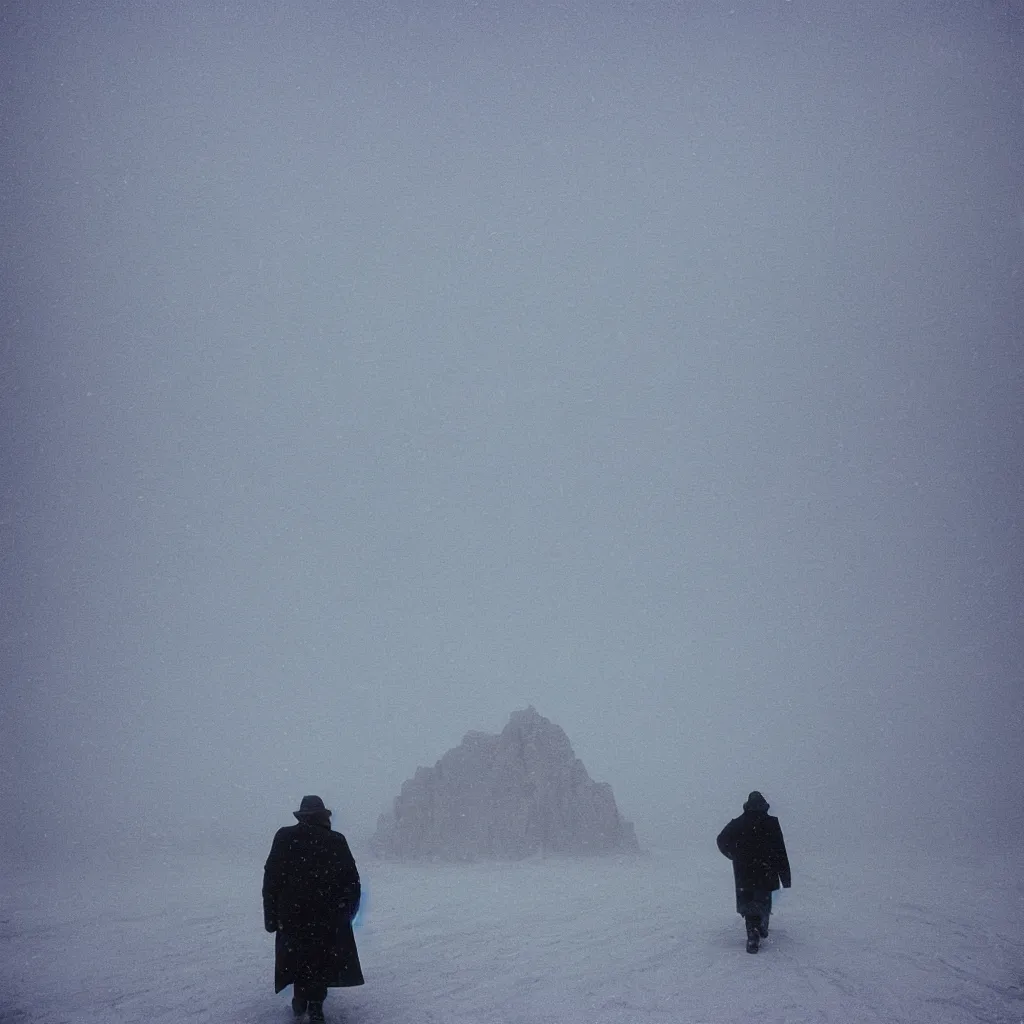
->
xmin=370 ymin=707 xmax=640 ymax=860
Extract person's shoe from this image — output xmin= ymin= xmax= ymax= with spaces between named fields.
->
xmin=307 ymin=1002 xmax=325 ymax=1023
xmin=758 ymin=921 xmax=769 ymax=938
xmin=291 ymin=996 xmax=307 ymax=1016
xmin=746 ymin=932 xmax=760 ymax=953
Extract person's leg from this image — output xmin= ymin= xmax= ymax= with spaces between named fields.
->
xmin=293 ymin=947 xmax=327 ymax=1016
xmin=758 ymin=891 xmax=772 ymax=936
xmin=304 ymin=980 xmax=328 ymax=1022
xmin=745 ymin=915 xmax=760 ymax=952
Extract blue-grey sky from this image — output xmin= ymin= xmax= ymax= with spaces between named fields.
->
xmin=2 ymin=0 xmax=1022 ymax=860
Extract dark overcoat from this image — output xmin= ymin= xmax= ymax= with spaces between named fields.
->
xmin=716 ymin=808 xmax=791 ymax=906
xmin=262 ymin=822 xmax=364 ymax=992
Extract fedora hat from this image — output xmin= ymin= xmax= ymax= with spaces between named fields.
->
xmin=293 ymin=794 xmax=332 ymax=819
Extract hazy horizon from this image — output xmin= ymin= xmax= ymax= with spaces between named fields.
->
xmin=2 ymin=0 xmax=1022 ymax=865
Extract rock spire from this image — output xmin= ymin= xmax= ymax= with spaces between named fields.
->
xmin=370 ymin=707 xmax=639 ymax=860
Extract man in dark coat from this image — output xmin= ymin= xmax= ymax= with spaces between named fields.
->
xmin=263 ymin=795 xmax=364 ymax=1021
xmin=716 ymin=791 xmax=791 ymax=953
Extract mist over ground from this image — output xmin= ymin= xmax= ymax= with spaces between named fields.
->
xmin=1 ymin=1 xmax=1022 ymax=865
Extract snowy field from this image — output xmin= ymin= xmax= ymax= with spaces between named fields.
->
xmin=2 ymin=840 xmax=1021 ymax=1024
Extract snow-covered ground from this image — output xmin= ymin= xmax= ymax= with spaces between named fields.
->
xmin=2 ymin=840 xmax=1021 ymax=1024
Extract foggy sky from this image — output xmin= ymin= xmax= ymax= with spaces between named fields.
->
xmin=2 ymin=0 xmax=1022 ymax=862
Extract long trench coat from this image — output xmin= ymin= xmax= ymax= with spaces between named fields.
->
xmin=262 ymin=821 xmax=364 ymax=992
xmin=716 ymin=806 xmax=791 ymax=915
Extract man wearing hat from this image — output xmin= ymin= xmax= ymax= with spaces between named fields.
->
xmin=716 ymin=791 xmax=792 ymax=953
xmin=263 ymin=795 xmax=364 ymax=1021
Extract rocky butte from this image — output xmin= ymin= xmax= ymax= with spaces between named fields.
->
xmin=370 ymin=707 xmax=640 ymax=860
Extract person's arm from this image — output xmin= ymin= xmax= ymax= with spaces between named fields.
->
xmin=262 ymin=829 xmax=288 ymax=931
xmin=773 ymin=821 xmax=791 ymax=888
xmin=334 ymin=834 xmax=362 ymax=921
xmin=343 ymin=880 xmax=362 ymax=922
xmin=717 ymin=820 xmax=736 ymax=859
